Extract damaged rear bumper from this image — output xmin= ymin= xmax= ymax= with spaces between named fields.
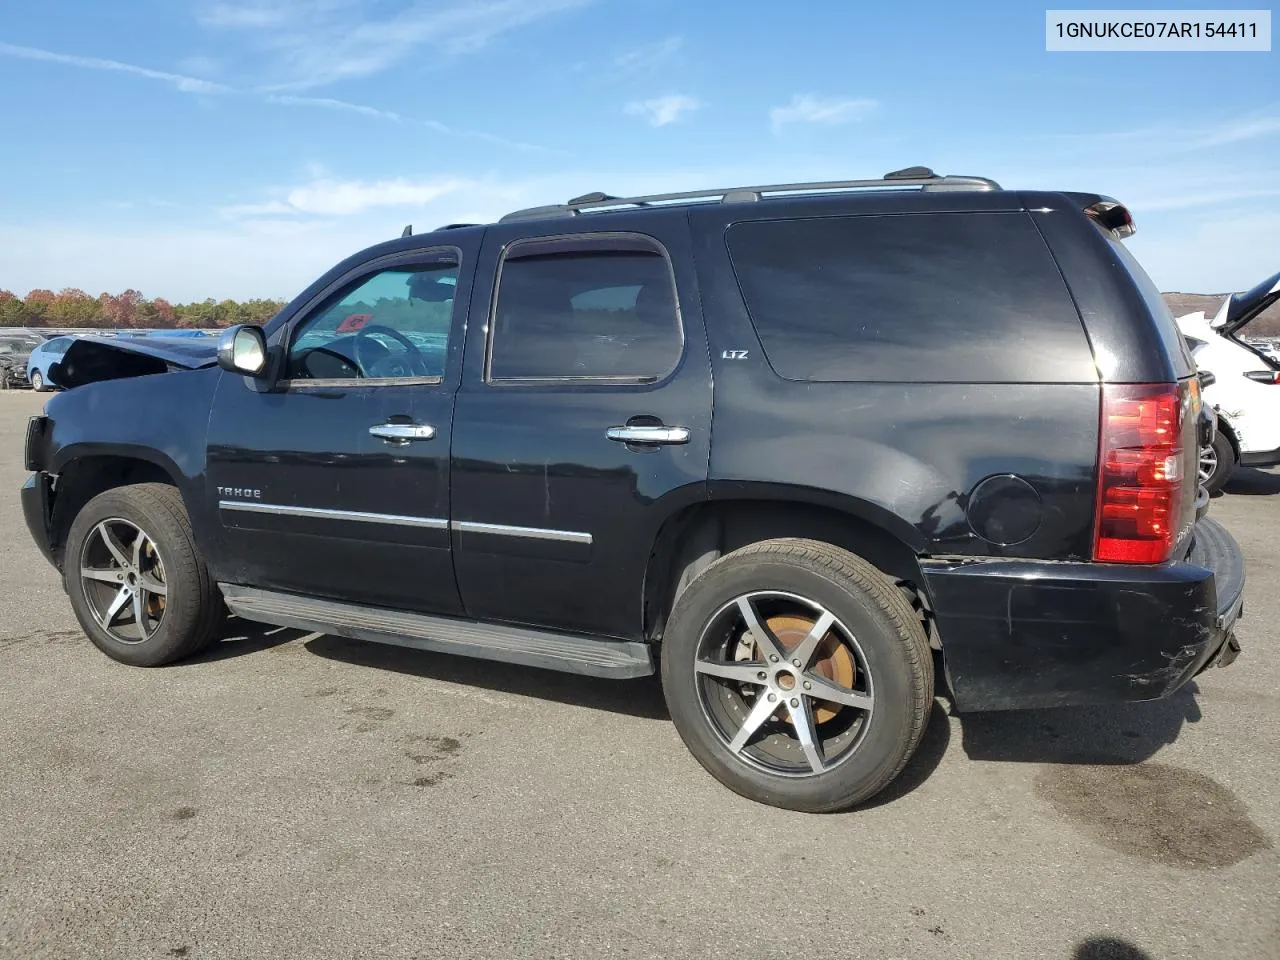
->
xmin=922 ymin=517 xmax=1245 ymax=711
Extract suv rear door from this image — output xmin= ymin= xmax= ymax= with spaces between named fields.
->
xmin=450 ymin=211 xmax=712 ymax=639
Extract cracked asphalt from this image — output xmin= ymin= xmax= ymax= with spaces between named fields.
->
xmin=1 ymin=391 xmax=1277 ymax=960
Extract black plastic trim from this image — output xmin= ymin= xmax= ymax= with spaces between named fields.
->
xmin=923 ymin=517 xmax=1244 ymax=711
xmin=220 ymin=585 xmax=655 ymax=679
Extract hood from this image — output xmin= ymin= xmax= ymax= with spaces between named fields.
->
xmin=1211 ymin=270 xmax=1280 ymax=336
xmin=48 ymin=334 xmax=219 ymax=389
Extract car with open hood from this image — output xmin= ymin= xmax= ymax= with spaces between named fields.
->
xmin=1177 ymin=270 xmax=1280 ymax=493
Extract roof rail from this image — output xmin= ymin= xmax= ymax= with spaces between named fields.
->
xmin=499 ymin=166 xmax=1002 ymax=222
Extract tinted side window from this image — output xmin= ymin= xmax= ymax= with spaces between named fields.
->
xmin=726 ymin=212 xmax=1094 ymax=383
xmin=488 ymin=234 xmax=681 ymax=381
xmin=288 ymin=255 xmax=458 ymax=382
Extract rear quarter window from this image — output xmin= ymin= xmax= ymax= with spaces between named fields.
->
xmin=726 ymin=212 xmax=1096 ymax=383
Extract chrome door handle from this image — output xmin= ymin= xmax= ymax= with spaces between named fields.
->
xmin=370 ymin=423 xmax=436 ymax=444
xmin=606 ymin=425 xmax=691 ymax=445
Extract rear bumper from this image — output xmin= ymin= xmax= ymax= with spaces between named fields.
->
xmin=923 ymin=517 xmax=1245 ymax=711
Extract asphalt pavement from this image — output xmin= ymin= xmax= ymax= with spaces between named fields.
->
xmin=1 ymin=390 xmax=1276 ymax=960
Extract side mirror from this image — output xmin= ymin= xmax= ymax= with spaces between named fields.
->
xmin=1198 ymin=369 xmax=1217 ymax=389
xmin=217 ymin=325 xmax=268 ymax=376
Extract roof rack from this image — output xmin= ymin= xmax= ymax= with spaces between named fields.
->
xmin=499 ymin=166 xmax=1002 ymax=222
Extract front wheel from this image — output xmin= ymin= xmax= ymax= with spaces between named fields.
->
xmin=661 ymin=538 xmax=933 ymax=813
xmin=64 ymin=483 xmax=226 ymax=666
xmin=30 ymin=370 xmax=45 ymax=392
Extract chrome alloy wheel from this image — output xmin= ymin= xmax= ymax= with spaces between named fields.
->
xmin=694 ymin=591 xmax=875 ymax=778
xmin=79 ymin=518 xmax=168 ymax=644
xmin=1198 ymin=444 xmax=1218 ymax=486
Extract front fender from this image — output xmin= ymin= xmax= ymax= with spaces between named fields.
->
xmin=42 ymin=367 xmax=222 ymax=556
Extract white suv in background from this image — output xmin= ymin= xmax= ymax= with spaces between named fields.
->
xmin=1177 ymin=270 xmax=1280 ymax=493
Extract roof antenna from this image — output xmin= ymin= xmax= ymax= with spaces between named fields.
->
xmin=401 ymin=224 xmax=413 ymax=238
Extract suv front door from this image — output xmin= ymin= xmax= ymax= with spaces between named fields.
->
xmin=450 ymin=214 xmax=713 ymax=639
xmin=206 ymin=243 xmax=472 ymax=614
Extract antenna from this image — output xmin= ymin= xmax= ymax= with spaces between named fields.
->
xmin=401 ymin=224 xmax=413 ymax=238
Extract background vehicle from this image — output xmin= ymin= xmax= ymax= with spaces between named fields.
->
xmin=0 ymin=333 xmax=42 ymax=389
xmin=25 ymin=335 xmax=77 ymax=392
xmin=22 ymin=169 xmax=1244 ymax=812
xmin=1177 ymin=271 xmax=1280 ymax=493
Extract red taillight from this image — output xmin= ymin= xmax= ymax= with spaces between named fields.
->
xmin=1094 ymin=383 xmax=1184 ymax=564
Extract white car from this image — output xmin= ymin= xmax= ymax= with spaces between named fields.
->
xmin=1176 ymin=271 xmax=1280 ymax=493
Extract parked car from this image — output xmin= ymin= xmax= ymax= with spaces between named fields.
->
xmin=1176 ymin=270 xmax=1280 ymax=493
xmin=25 ymin=335 xmax=77 ymax=392
xmin=0 ymin=334 xmax=42 ymax=389
xmin=21 ymin=167 xmax=1244 ymax=812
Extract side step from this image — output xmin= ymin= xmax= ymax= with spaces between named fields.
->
xmin=219 ymin=585 xmax=654 ymax=680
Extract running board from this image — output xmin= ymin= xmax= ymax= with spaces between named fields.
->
xmin=219 ymin=585 xmax=654 ymax=680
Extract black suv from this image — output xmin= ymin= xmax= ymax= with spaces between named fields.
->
xmin=21 ymin=167 xmax=1245 ymax=812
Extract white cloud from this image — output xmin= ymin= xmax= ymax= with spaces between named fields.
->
xmin=201 ymin=0 xmax=593 ymax=89
xmin=1191 ymin=114 xmax=1280 ymax=148
xmin=283 ymin=177 xmax=469 ymax=216
xmin=1050 ymin=111 xmax=1280 ymax=154
xmin=769 ymin=94 xmax=877 ymax=132
xmin=199 ymin=2 xmax=295 ymax=28
xmin=625 ymin=94 xmax=700 ymax=127
xmin=265 ymin=93 xmax=404 ymax=123
xmin=613 ymin=35 xmax=683 ymax=73
xmin=0 ymin=42 xmax=548 ymax=151
xmin=0 ymin=41 xmax=229 ymax=94
xmin=220 ymin=200 xmax=296 ymax=218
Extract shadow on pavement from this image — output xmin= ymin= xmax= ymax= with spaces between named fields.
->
xmin=1074 ymin=937 xmax=1154 ymax=960
xmin=303 ymin=632 xmax=671 ymax=721
xmin=1224 ymin=466 xmax=1280 ymax=496
xmin=858 ymin=699 xmax=951 ymax=808
xmin=958 ymin=684 xmax=1201 ymax=765
xmin=192 ymin=616 xmax=302 ymax=662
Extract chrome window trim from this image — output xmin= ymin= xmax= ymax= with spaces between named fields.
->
xmin=484 ymin=231 xmax=685 ymax=385
xmin=452 ymin=520 xmax=593 ymax=545
xmin=218 ymin=501 xmax=448 ymax=529
xmin=281 ymin=375 xmax=444 ymax=390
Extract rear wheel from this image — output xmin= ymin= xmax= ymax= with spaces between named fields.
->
xmin=64 ymin=483 xmax=225 ymax=666
xmin=661 ymin=538 xmax=933 ymax=812
xmin=1200 ymin=431 xmax=1236 ymax=495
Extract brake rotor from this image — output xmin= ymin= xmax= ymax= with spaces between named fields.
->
xmin=734 ymin=613 xmax=855 ymax=724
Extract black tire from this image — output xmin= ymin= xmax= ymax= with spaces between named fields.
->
xmin=1201 ymin=431 xmax=1236 ymax=496
xmin=64 ymin=483 xmax=226 ymax=666
xmin=661 ymin=538 xmax=933 ymax=813
xmin=30 ymin=370 xmax=45 ymax=392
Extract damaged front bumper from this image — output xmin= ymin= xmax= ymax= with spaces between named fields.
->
xmin=921 ymin=516 xmax=1245 ymax=711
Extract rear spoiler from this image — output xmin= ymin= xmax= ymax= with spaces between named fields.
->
xmin=1212 ymin=270 xmax=1280 ymax=336
xmin=1062 ymin=192 xmax=1136 ymax=240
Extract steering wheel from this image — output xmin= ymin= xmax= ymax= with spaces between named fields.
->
xmin=353 ymin=324 xmax=428 ymax=378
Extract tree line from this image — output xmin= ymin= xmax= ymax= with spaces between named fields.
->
xmin=0 ymin=288 xmax=287 ymax=330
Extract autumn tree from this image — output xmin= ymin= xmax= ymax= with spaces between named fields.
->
xmin=1 ymin=289 xmax=287 ymax=330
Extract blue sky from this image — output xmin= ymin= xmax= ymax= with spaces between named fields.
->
xmin=0 ymin=0 xmax=1276 ymax=302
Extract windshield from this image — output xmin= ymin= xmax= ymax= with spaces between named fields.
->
xmin=0 ymin=339 xmax=35 ymax=355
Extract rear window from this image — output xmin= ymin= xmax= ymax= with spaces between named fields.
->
xmin=726 ymin=212 xmax=1096 ymax=383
